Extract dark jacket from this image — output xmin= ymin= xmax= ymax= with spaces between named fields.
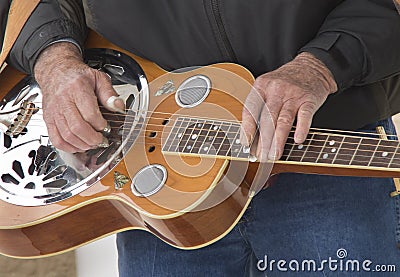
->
xmin=1 ymin=0 xmax=400 ymax=129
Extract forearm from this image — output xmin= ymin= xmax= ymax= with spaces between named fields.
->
xmin=300 ymin=0 xmax=400 ymax=91
xmin=5 ymin=0 xmax=86 ymax=74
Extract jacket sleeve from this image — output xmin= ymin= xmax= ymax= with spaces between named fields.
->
xmin=300 ymin=0 xmax=400 ymax=91
xmin=0 ymin=0 xmax=86 ymax=74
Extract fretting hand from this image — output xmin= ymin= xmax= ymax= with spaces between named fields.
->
xmin=241 ymin=52 xmax=338 ymax=162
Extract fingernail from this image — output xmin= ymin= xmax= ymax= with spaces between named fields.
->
xmin=106 ymin=96 xmax=126 ymax=114
xmin=294 ymin=133 xmax=305 ymax=144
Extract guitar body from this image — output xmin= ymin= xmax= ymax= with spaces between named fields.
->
xmin=0 ymin=32 xmax=262 ymax=258
xmin=2 ymin=32 xmax=400 ymax=259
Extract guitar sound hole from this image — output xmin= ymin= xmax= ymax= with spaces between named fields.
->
xmin=149 ymin=132 xmax=157 ymax=138
xmin=4 ymin=134 xmax=12 ymax=148
xmin=148 ymin=146 xmax=156 ymax=153
xmin=162 ymin=119 xmax=170 ymax=125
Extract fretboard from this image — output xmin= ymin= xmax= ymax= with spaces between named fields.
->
xmin=162 ymin=117 xmax=250 ymax=160
xmin=162 ymin=117 xmax=400 ymax=169
xmin=281 ymin=131 xmax=400 ymax=168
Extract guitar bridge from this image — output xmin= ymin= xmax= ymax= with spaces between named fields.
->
xmin=5 ymin=100 xmax=39 ymax=136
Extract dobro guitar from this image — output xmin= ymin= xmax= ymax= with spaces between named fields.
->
xmin=1 ymin=32 xmax=400 ymax=259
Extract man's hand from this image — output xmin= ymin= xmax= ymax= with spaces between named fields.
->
xmin=34 ymin=42 xmax=125 ymax=153
xmin=241 ymin=52 xmax=337 ymax=162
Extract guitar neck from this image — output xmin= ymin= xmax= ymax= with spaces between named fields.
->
xmin=162 ymin=117 xmax=400 ymax=178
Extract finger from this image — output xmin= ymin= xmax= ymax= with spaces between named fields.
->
xmin=268 ymin=101 xmax=297 ymax=161
xmin=241 ymin=86 xmax=265 ymax=146
xmin=46 ymin=119 xmax=80 ymax=153
xmin=257 ymin=103 xmax=278 ymax=162
xmin=74 ymin=85 xmax=108 ymax=132
xmin=63 ymin=104 xmax=104 ymax=147
xmin=94 ymin=71 xmax=125 ymax=113
xmin=57 ymin=114 xmax=93 ymax=151
xmin=294 ymin=102 xmax=317 ymax=144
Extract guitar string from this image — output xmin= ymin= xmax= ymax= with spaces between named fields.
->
xmin=16 ymin=116 xmax=400 ymax=151
xmin=3 ymin=130 xmax=400 ymax=166
xmin=117 ymin=141 xmax=400 ymax=167
xmin=22 ymin=115 xmax=400 ymax=140
xmin=125 ymin=139 xmax=400 ymax=160
xmin=9 ymin=118 xmax=400 ymax=154
xmin=20 ymin=106 xmax=400 ymax=139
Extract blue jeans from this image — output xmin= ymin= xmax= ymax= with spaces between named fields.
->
xmin=117 ymin=119 xmax=400 ymax=276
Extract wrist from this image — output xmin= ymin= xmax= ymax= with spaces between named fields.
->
xmin=34 ymin=42 xmax=83 ymax=83
xmin=295 ymin=52 xmax=338 ymax=94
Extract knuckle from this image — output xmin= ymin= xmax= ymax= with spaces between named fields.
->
xmin=84 ymin=108 xmax=102 ymax=123
xmin=277 ymin=115 xmax=293 ymax=126
xmin=62 ymin=129 xmax=76 ymax=141
xmin=69 ymin=122 xmax=84 ymax=134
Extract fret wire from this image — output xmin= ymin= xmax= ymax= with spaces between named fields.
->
xmin=349 ymin=138 xmax=362 ymax=165
xmin=368 ymin=139 xmax=381 ymax=167
xmin=231 ymin=127 xmax=243 ymax=158
xmin=173 ymin=118 xmax=189 ymax=152
xmin=316 ymin=134 xmax=329 ymax=163
xmin=220 ymin=122 xmax=235 ymax=156
xmin=299 ymin=133 xmax=314 ymax=163
xmin=285 ymin=137 xmax=296 ymax=162
xmin=206 ymin=120 xmax=219 ymax=156
xmin=190 ymin=121 xmax=206 ymax=154
xmin=165 ymin=117 xmax=184 ymax=152
xmin=389 ymin=144 xmax=400 ymax=168
xmin=331 ymin=136 xmax=345 ymax=164
xmin=214 ymin=122 xmax=231 ymax=155
xmin=200 ymin=120 xmax=214 ymax=154
xmin=180 ymin=118 xmax=198 ymax=153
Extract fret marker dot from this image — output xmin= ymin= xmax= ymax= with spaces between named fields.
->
xmin=204 ymin=146 xmax=209 ymax=151
xmin=297 ymin=144 xmax=304 ymax=150
xmin=331 ymin=148 xmax=337 ymax=153
xmin=191 ymin=134 xmax=198 ymax=140
xmin=243 ymin=147 xmax=250 ymax=154
xmin=329 ymin=140 xmax=335 ymax=146
xmin=322 ymin=153 xmax=329 ymax=159
xmin=234 ymin=149 xmax=239 ymax=153
xmin=209 ymin=136 xmax=214 ymax=141
xmin=187 ymin=145 xmax=192 ymax=150
xmin=382 ymin=152 xmax=389 ymax=157
xmin=197 ymin=123 xmax=202 ymax=128
xmin=177 ymin=133 xmax=183 ymax=138
xmin=235 ymin=139 xmax=240 ymax=144
xmin=213 ymin=126 xmax=218 ymax=130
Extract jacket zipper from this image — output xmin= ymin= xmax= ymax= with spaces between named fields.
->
xmin=209 ymin=0 xmax=237 ymax=62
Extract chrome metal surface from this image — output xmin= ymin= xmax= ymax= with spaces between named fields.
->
xmin=0 ymin=49 xmax=148 ymax=206
xmin=175 ymin=75 xmax=211 ymax=108
xmin=131 ymin=164 xmax=167 ymax=197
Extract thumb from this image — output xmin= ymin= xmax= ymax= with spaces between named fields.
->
xmin=94 ymin=71 xmax=126 ymax=113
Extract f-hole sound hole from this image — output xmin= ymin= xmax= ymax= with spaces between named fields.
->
xmin=162 ymin=119 xmax=170 ymax=125
xmin=148 ymin=146 xmax=156 ymax=153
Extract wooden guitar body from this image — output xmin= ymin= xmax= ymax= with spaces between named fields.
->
xmin=1 ymin=32 xmax=400 ymax=259
xmin=0 ymin=32 xmax=261 ymax=258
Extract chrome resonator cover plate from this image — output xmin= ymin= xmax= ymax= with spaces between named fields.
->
xmin=0 ymin=49 xmax=148 ymax=206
